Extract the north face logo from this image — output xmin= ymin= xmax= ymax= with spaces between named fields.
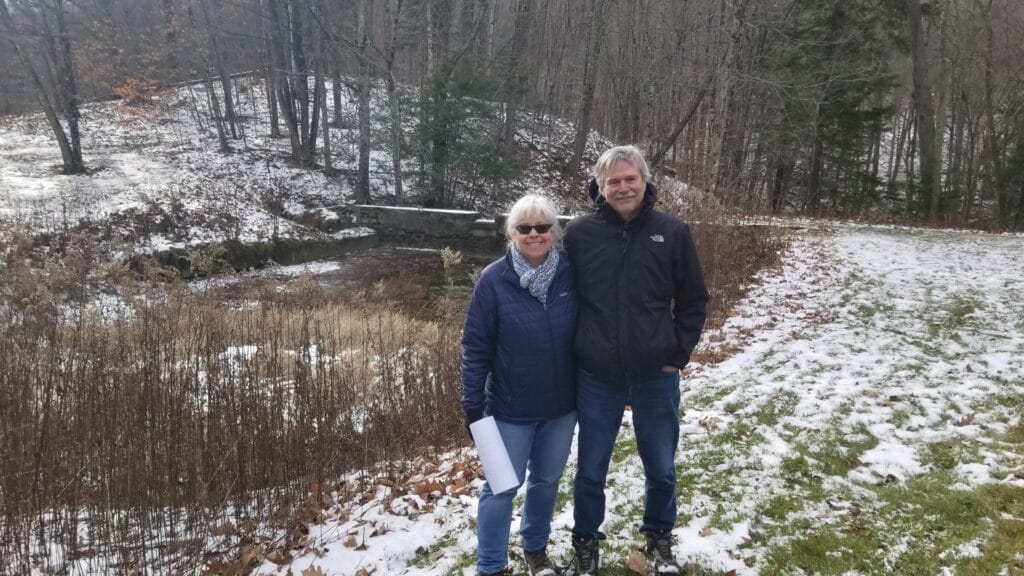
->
xmin=650 ymin=234 xmax=665 ymax=243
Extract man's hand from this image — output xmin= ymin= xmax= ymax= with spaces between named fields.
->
xmin=661 ymin=365 xmax=679 ymax=374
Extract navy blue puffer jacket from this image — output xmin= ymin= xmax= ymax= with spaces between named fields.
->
xmin=461 ymin=251 xmax=577 ymax=423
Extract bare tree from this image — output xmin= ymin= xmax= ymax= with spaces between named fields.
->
xmin=907 ymin=0 xmax=940 ymax=218
xmin=500 ymin=0 xmax=534 ymax=150
xmin=1 ymin=0 xmax=85 ymax=174
xmin=383 ymin=0 xmax=406 ymax=200
xmin=567 ymin=0 xmax=604 ymax=183
xmin=354 ymin=0 xmax=372 ymax=203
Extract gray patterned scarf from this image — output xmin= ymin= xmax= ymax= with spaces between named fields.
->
xmin=510 ymin=246 xmax=559 ymax=307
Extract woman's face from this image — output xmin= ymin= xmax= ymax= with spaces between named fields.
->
xmin=513 ymin=213 xmax=554 ymax=266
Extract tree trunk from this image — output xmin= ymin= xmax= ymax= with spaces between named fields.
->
xmin=929 ymin=4 xmax=951 ymax=221
xmin=384 ymin=0 xmax=405 ymax=200
xmin=648 ymin=75 xmax=713 ymax=171
xmin=260 ymin=0 xmax=280 ymax=137
xmin=981 ymin=0 xmax=1007 ymax=230
xmin=199 ymin=0 xmax=237 ymax=138
xmin=331 ymin=66 xmax=343 ymax=127
xmin=905 ymin=118 xmax=918 ymax=215
xmin=501 ymin=0 xmax=533 ymax=150
xmin=267 ymin=0 xmax=302 ymax=160
xmin=162 ymin=0 xmax=178 ymax=76
xmin=962 ymin=115 xmax=979 ymax=224
xmin=3 ymin=0 xmax=86 ymax=174
xmin=319 ymin=73 xmax=333 ymax=175
xmin=907 ymin=0 xmax=939 ymax=218
xmin=887 ymin=110 xmax=911 ymax=202
xmin=568 ymin=0 xmax=604 ymax=184
xmin=805 ymin=126 xmax=823 ymax=213
xmin=770 ymin=159 xmax=792 ymax=214
xmin=316 ymin=0 xmax=332 ymax=175
xmin=427 ymin=0 xmax=453 ymax=207
xmin=204 ymin=69 xmax=231 ymax=152
xmin=289 ymin=0 xmax=313 ymax=165
xmin=355 ymin=0 xmax=372 ymax=203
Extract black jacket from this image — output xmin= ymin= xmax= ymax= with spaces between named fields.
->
xmin=564 ymin=179 xmax=709 ymax=384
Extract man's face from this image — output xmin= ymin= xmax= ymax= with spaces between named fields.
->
xmin=600 ymin=160 xmax=645 ymax=221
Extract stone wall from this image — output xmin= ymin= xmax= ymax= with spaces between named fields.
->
xmin=351 ymin=205 xmax=492 ymax=238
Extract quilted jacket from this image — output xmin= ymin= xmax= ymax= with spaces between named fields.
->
xmin=461 ymin=250 xmax=577 ymax=423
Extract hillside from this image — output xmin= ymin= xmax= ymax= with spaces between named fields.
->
xmin=0 ymin=76 xmax=689 ymax=258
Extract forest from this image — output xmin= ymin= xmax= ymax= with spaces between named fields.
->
xmin=2 ymin=0 xmax=1023 ymax=229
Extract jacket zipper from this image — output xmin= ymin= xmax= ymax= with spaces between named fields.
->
xmin=618 ymin=225 xmax=631 ymax=381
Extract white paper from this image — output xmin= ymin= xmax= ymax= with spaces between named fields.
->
xmin=469 ymin=416 xmax=519 ymax=494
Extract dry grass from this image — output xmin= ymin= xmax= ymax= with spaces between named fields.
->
xmin=659 ymin=186 xmax=787 ymax=335
xmin=0 ymin=234 xmax=464 ymax=573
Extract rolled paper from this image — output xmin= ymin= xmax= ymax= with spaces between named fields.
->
xmin=469 ymin=416 xmax=520 ymax=494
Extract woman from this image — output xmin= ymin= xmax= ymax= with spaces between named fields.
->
xmin=461 ymin=194 xmax=577 ymax=576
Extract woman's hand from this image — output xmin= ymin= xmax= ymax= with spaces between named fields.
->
xmin=463 ymin=409 xmax=484 ymax=440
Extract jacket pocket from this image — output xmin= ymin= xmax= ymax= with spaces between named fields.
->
xmin=640 ymin=302 xmax=678 ymax=368
xmin=636 ymin=241 xmax=675 ymax=302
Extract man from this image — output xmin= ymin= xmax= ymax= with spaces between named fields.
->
xmin=564 ymin=145 xmax=709 ymax=576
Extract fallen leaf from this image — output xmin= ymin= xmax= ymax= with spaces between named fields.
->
xmin=343 ymin=535 xmax=358 ymax=548
xmin=301 ymin=566 xmax=325 ymax=576
xmin=625 ymin=550 xmax=647 ymax=574
xmin=265 ymin=550 xmax=291 ymax=565
xmin=698 ymin=527 xmax=715 ymax=537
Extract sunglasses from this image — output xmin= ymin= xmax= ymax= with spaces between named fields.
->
xmin=515 ymin=223 xmax=553 ymax=234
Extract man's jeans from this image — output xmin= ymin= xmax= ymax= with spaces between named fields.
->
xmin=572 ymin=369 xmax=681 ymax=537
xmin=476 ymin=410 xmax=576 ymax=574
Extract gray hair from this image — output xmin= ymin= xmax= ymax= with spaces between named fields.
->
xmin=593 ymin=145 xmax=651 ymax=189
xmin=505 ymin=194 xmax=563 ymax=250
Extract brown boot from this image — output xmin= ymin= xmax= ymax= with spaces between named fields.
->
xmin=523 ymin=547 xmax=558 ymax=576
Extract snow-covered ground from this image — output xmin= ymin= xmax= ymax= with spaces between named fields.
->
xmin=0 ymin=79 xmax=603 ymax=257
xmin=242 ymin=222 xmax=1023 ymax=576
xmin=0 ymin=86 xmax=351 ymax=252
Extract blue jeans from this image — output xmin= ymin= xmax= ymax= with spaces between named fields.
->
xmin=573 ymin=369 xmax=681 ymax=537
xmin=476 ymin=410 xmax=577 ymax=574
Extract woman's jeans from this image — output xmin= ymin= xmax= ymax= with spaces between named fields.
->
xmin=476 ymin=410 xmax=577 ymax=574
xmin=572 ymin=369 xmax=681 ymax=537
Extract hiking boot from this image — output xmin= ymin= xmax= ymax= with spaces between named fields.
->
xmin=644 ymin=530 xmax=682 ymax=575
xmin=523 ymin=547 xmax=557 ymax=576
xmin=477 ymin=568 xmax=510 ymax=576
xmin=570 ymin=533 xmax=601 ymax=576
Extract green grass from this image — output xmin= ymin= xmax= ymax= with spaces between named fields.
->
xmin=611 ymin=438 xmax=637 ymax=465
xmin=754 ymin=391 xmax=799 ymax=427
xmin=412 ymin=535 xmax=461 ymax=569
xmin=924 ymin=290 xmax=984 ymax=340
xmin=759 ymin=494 xmax=803 ymax=521
xmin=920 ymin=440 xmax=962 ymax=470
xmin=802 ymin=425 xmax=879 ymax=477
xmin=758 ymin=470 xmax=1024 ymax=576
xmin=1006 ymin=420 xmax=1024 ymax=444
